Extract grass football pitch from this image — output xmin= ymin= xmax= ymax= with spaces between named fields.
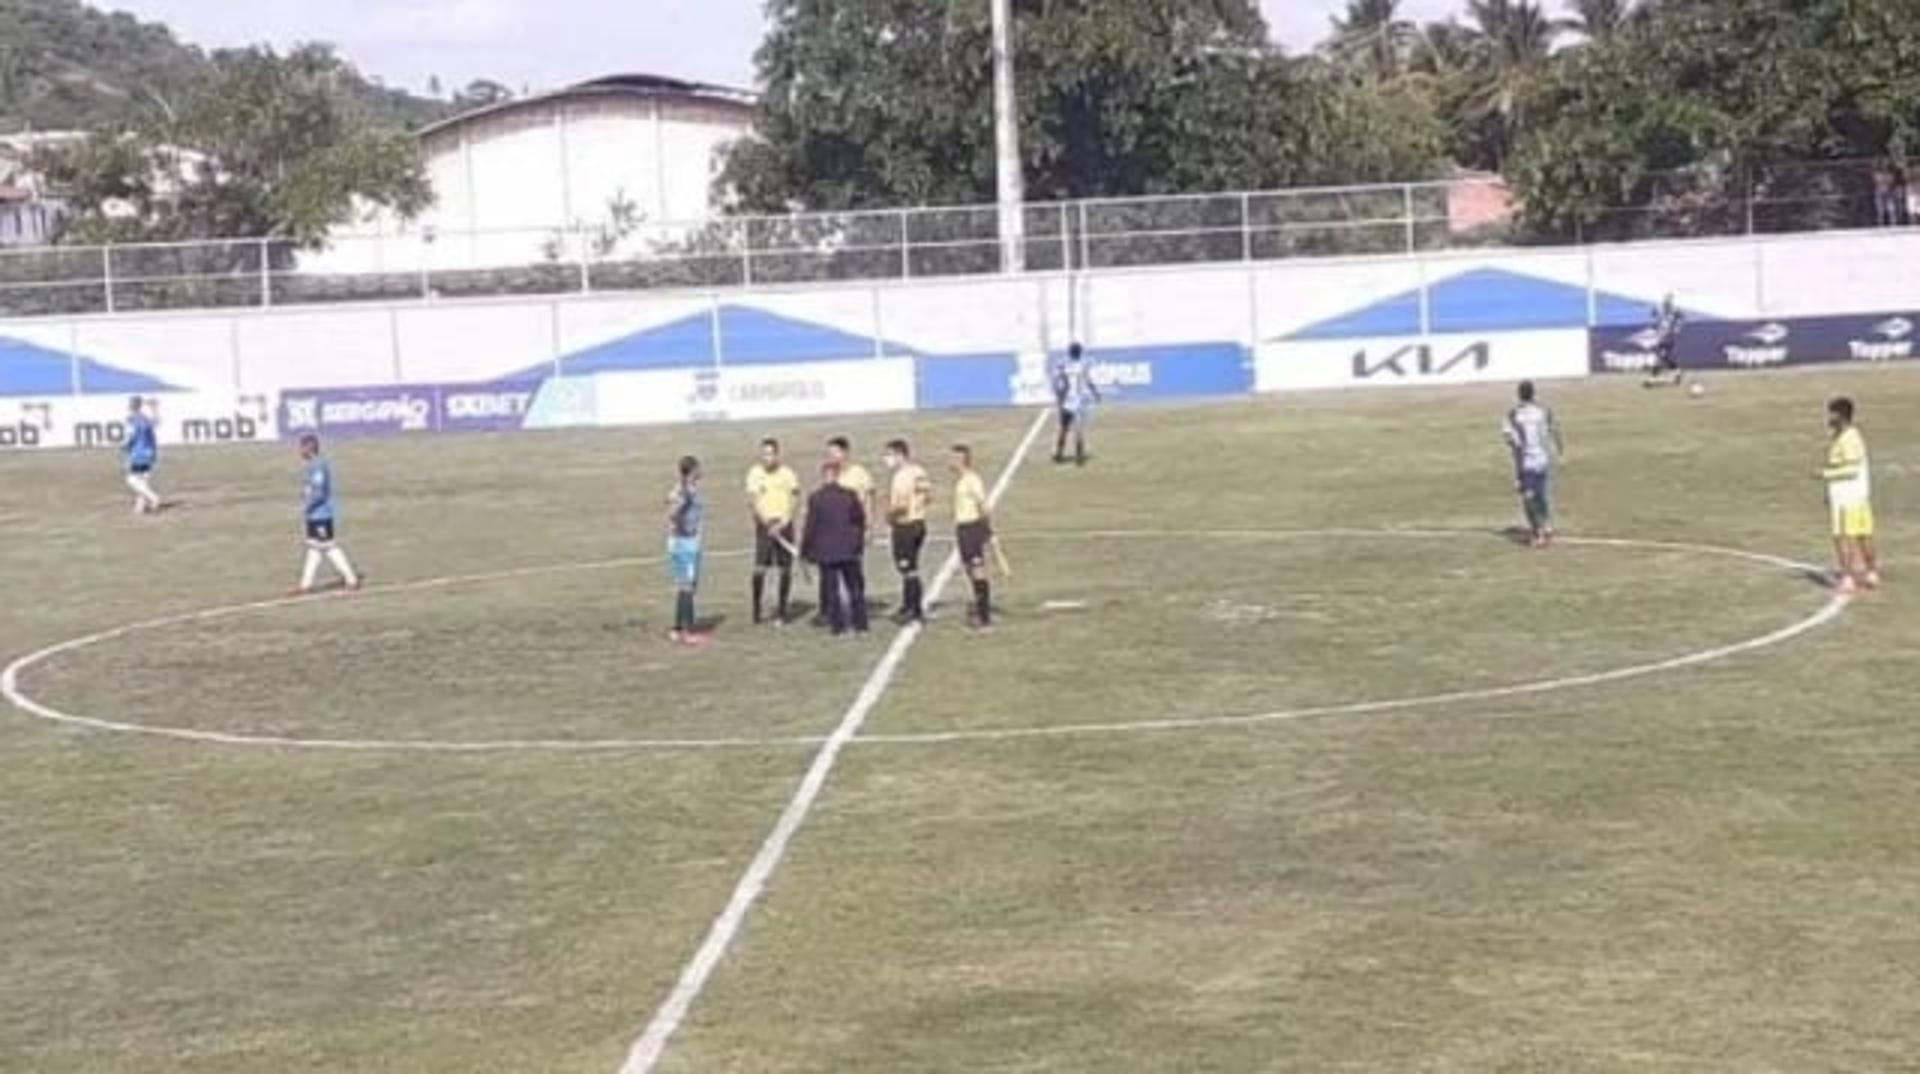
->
xmin=2 ymin=367 xmax=1917 ymax=1073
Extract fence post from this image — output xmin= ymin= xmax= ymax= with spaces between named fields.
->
xmin=258 ymin=239 xmax=272 ymax=308
xmin=101 ymin=246 xmax=115 ymax=314
xmin=710 ymin=291 xmax=726 ymax=368
xmin=1416 ymin=251 xmax=1431 ymax=335
xmin=1403 ymin=184 xmax=1417 ymax=254
xmin=743 ymin=219 xmax=755 ymax=288
xmin=899 ymin=210 xmax=912 ymax=280
xmin=1077 ymin=201 xmax=1091 ymax=272
xmin=1744 ymin=167 xmax=1757 ymax=236
xmin=1241 ymin=192 xmax=1253 ymax=263
xmin=1584 ymin=243 xmax=1598 ymax=327
xmin=578 ymin=227 xmax=592 ymax=295
xmin=1059 ymin=203 xmax=1072 ymax=272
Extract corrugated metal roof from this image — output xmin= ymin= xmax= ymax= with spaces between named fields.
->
xmin=419 ymin=73 xmax=756 ymax=140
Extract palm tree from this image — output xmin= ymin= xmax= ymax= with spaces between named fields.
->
xmin=1327 ymin=0 xmax=1418 ymax=82
xmin=1462 ymin=0 xmax=1560 ymax=168
xmin=1565 ymin=0 xmax=1631 ymax=42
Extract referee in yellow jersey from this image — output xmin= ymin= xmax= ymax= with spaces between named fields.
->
xmin=883 ymin=438 xmax=932 ymax=623
xmin=813 ymin=436 xmax=876 ymax=627
xmin=745 ymin=437 xmax=801 ymax=625
xmin=949 ymin=444 xmax=994 ymax=629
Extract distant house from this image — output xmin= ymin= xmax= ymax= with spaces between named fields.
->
xmin=0 ymin=132 xmax=78 ymax=247
xmin=311 ymin=73 xmax=758 ymax=274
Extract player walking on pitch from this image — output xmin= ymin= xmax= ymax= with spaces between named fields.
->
xmin=1052 ymin=342 xmax=1102 ymax=466
xmin=951 ymin=444 xmax=996 ymax=629
xmin=293 ymin=434 xmax=361 ymax=594
xmin=1503 ymin=380 xmax=1565 ymax=548
xmin=883 ymin=439 xmax=932 ymax=624
xmin=746 ymin=437 xmax=801 ymax=626
xmin=123 ymin=395 xmax=163 ymax=514
xmin=665 ymin=455 xmax=707 ymax=646
xmin=1822 ymin=397 xmax=1881 ymax=594
xmin=1643 ymin=294 xmax=1685 ymax=388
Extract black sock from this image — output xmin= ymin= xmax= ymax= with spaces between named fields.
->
xmin=973 ymin=578 xmax=991 ymax=624
xmin=676 ymin=592 xmax=695 ymax=632
xmin=778 ymin=571 xmax=792 ymax=620
xmin=751 ymin=574 xmax=765 ymax=623
xmin=904 ymin=575 xmax=922 ymax=618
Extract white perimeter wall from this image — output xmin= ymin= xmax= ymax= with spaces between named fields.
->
xmin=7 ymin=228 xmax=1919 ymax=397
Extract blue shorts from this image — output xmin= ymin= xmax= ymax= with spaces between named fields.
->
xmin=668 ymin=536 xmax=703 ymax=589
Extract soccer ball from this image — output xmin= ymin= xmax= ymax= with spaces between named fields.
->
xmin=1688 ymin=382 xmax=1707 ymax=399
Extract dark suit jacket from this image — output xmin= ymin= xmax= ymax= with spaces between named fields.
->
xmin=801 ymin=484 xmax=866 ymax=565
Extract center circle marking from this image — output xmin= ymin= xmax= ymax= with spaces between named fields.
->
xmin=0 ymin=530 xmax=1846 ymax=753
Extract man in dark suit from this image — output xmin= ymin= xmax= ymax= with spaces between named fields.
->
xmin=800 ymin=460 xmax=869 ymax=636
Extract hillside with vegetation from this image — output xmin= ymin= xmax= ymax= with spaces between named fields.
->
xmin=0 ymin=0 xmax=447 ymax=132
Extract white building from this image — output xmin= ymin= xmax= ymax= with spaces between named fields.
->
xmin=313 ymin=74 xmax=758 ymax=274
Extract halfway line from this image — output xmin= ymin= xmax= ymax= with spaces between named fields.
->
xmin=616 ymin=406 xmax=1053 ymax=1074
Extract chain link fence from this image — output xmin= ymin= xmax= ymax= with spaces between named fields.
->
xmin=0 ymin=160 xmax=1896 ymax=320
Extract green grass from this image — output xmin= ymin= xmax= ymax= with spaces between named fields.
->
xmin=2 ymin=368 xmax=1917 ymax=1072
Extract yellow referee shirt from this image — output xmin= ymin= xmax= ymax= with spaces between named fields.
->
xmin=839 ymin=462 xmax=874 ymax=501
xmin=954 ymin=471 xmax=988 ymax=525
xmin=890 ymin=463 xmax=931 ymax=524
xmin=746 ymin=464 xmax=800 ymax=525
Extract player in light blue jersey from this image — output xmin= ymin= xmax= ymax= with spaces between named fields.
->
xmin=294 ymin=434 xmax=361 ymax=595
xmin=1051 ymin=342 xmax=1103 ymax=466
xmin=123 ymin=396 xmax=163 ymax=514
xmin=1503 ymin=381 xmax=1566 ymax=548
xmin=665 ymin=455 xmax=707 ymax=646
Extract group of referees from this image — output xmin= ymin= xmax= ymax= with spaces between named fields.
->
xmin=664 ymin=435 xmax=997 ymax=645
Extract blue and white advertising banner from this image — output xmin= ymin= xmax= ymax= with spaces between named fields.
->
xmin=917 ymin=343 xmax=1250 ymax=410
xmin=592 ymin=358 xmax=916 ymax=427
xmin=1589 ymin=312 xmax=1919 ymax=373
xmin=1256 ymin=330 xmax=1589 ymax=393
xmin=277 ymin=380 xmax=551 ymax=439
xmin=0 ymin=393 xmax=277 ymax=452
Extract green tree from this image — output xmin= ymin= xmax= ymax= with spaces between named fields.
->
xmin=1509 ymin=0 xmax=1920 ymax=240
xmin=1455 ymin=0 xmax=1559 ymax=170
xmin=37 ymin=44 xmax=432 ymax=248
xmin=1563 ymin=0 xmax=1632 ymax=41
xmin=723 ymin=0 xmax=1442 ymax=214
xmin=1326 ymin=0 xmax=1418 ymax=82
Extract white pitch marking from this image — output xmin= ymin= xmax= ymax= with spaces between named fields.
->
xmin=0 ymin=550 xmax=791 ymax=754
xmin=615 ymin=406 xmax=1054 ymax=1074
xmin=0 ymin=531 xmax=1846 ymax=754
xmin=1040 ymin=600 xmax=1090 ymax=611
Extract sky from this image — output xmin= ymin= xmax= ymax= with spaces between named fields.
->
xmin=93 ymin=0 xmax=1475 ymax=97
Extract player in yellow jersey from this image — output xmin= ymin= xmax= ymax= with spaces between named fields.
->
xmin=812 ymin=436 xmax=878 ymax=627
xmin=745 ymin=437 xmax=802 ymax=624
xmin=883 ymin=438 xmax=933 ymax=624
xmin=1822 ymin=397 xmax=1880 ymax=594
xmin=950 ymin=444 xmax=994 ymax=629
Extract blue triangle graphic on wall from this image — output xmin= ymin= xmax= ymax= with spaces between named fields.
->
xmin=1283 ymin=267 xmax=1666 ymax=340
xmin=509 ymin=304 xmax=923 ymax=381
xmin=0 ymin=335 xmax=179 ymax=397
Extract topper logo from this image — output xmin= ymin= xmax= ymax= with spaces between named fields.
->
xmin=1723 ymin=322 xmax=1791 ymax=367
xmin=1850 ymin=315 xmax=1917 ymax=362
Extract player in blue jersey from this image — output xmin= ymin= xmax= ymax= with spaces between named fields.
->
xmin=1503 ymin=381 xmax=1566 ymax=548
xmin=293 ymin=434 xmax=362 ymax=595
xmin=665 ymin=455 xmax=708 ymax=646
xmin=123 ymin=396 xmax=163 ymax=515
xmin=1051 ymin=342 xmax=1102 ymax=466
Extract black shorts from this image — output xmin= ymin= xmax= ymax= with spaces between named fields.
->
xmin=305 ymin=519 xmax=337 ymax=544
xmin=1654 ymin=341 xmax=1679 ymax=371
xmin=956 ymin=521 xmax=992 ymax=566
xmin=1057 ymin=406 xmax=1077 ymax=430
xmin=891 ymin=521 xmax=927 ymax=573
xmin=755 ymin=522 xmax=796 ymax=569
xmin=128 ymin=462 xmax=153 ymax=476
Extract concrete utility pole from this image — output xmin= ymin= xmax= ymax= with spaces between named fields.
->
xmin=990 ymin=0 xmax=1025 ymax=273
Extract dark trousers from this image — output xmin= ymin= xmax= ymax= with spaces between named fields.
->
xmin=821 ymin=560 xmax=869 ymax=633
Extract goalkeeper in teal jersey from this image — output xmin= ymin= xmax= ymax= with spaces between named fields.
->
xmin=665 ymin=455 xmax=708 ymax=646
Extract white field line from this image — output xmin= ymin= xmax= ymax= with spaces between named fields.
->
xmin=615 ymin=406 xmax=1054 ymax=1074
xmin=0 ymin=551 xmax=789 ymax=754
xmin=2 ymin=530 xmax=1846 ymax=753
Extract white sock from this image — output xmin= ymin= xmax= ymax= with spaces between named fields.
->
xmin=326 ymin=546 xmax=359 ymax=587
xmin=125 ymin=474 xmax=159 ymax=511
xmin=300 ymin=549 xmax=323 ymax=591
